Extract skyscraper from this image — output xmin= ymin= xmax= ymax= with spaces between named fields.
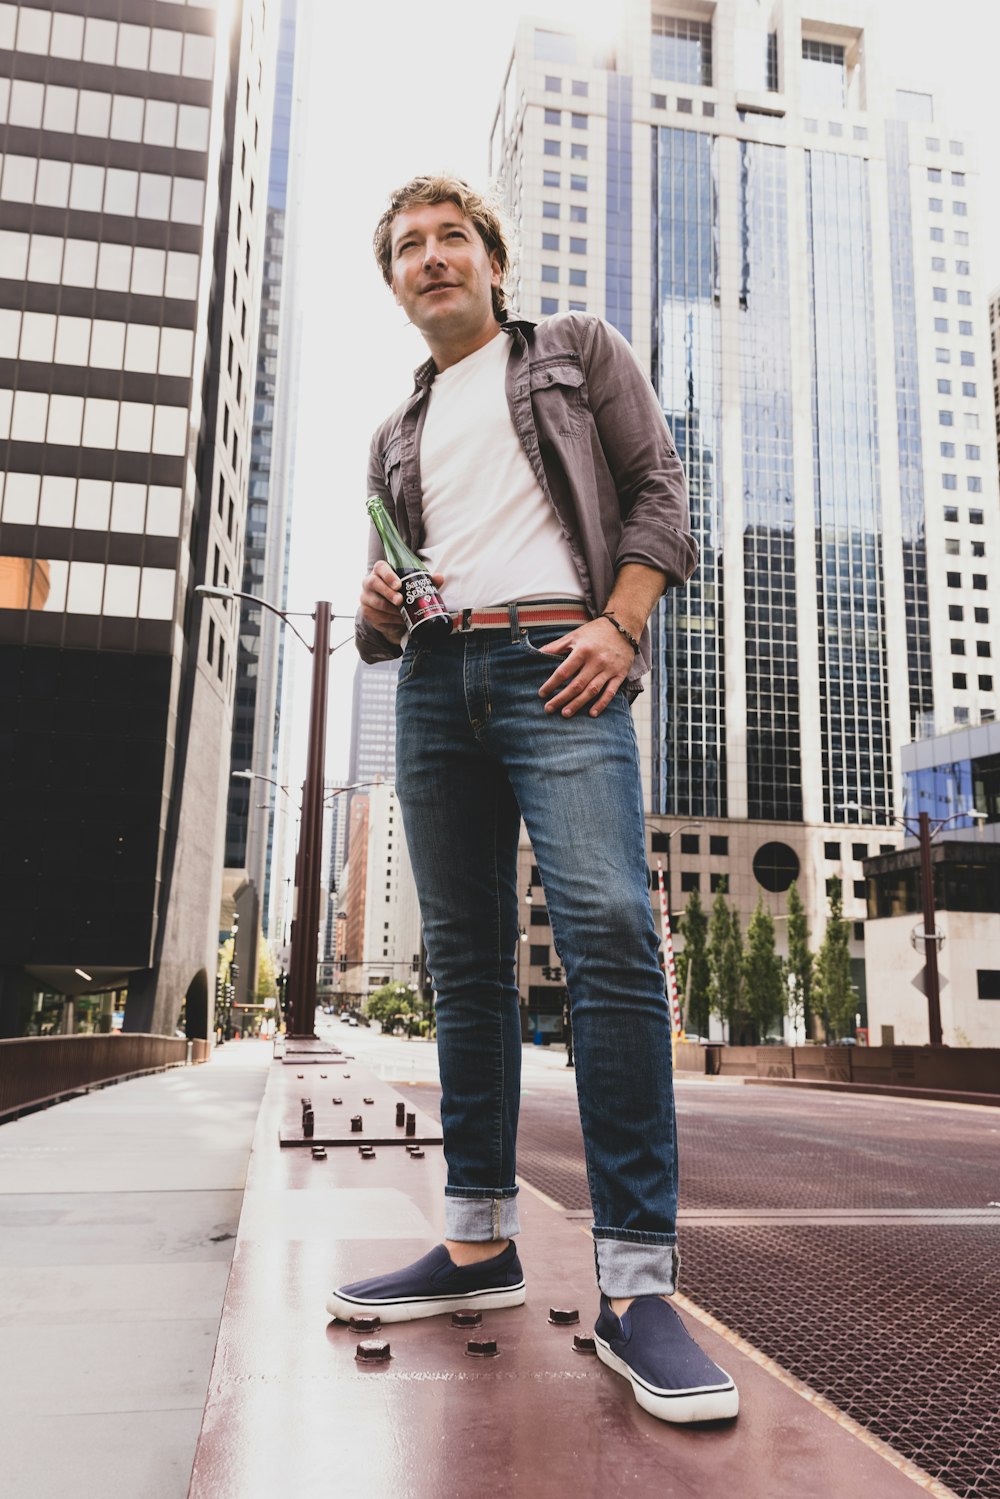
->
xmin=491 ymin=0 xmax=1000 ymax=992
xmin=224 ymin=0 xmax=305 ymax=999
xmin=347 ymin=656 xmax=399 ymax=788
xmin=0 ymin=0 xmax=278 ymax=1036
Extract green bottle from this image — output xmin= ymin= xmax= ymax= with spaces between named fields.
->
xmin=365 ymin=495 xmax=453 ymax=638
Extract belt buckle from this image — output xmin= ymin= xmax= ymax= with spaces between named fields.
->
xmin=458 ymin=608 xmax=473 ymax=633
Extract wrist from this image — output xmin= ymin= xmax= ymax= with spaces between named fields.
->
xmin=599 ymin=612 xmax=641 ymax=656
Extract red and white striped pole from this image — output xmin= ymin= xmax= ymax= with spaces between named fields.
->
xmin=656 ymin=858 xmax=684 ymax=1039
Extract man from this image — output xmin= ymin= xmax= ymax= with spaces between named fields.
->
xmin=327 ymin=176 xmax=738 ymax=1425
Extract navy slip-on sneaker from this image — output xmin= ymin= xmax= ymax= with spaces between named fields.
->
xmin=326 ymin=1242 xmax=526 ymax=1323
xmin=594 ymin=1294 xmax=739 ymax=1423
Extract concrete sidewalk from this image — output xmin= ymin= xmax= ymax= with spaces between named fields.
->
xmin=0 ymin=1040 xmax=270 ymax=1499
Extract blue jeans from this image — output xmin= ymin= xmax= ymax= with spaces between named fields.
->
xmin=395 ymin=622 xmax=679 ymax=1298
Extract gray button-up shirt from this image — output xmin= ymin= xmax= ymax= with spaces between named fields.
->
xmin=356 ymin=311 xmax=697 ymax=695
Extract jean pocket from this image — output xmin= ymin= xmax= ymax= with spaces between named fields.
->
xmin=517 ymin=628 xmax=572 ymax=659
xmin=396 ymin=644 xmax=428 ymax=685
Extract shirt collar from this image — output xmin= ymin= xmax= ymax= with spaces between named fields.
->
xmin=411 ymin=316 xmax=536 ymax=391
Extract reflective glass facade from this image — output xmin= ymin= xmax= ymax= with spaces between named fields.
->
xmin=806 ymin=151 xmax=893 ymax=824
xmin=651 ymin=126 xmax=725 ymax=818
xmin=885 ymin=120 xmax=934 ymax=740
xmin=739 ymin=141 xmax=801 ymax=821
xmin=225 ymin=0 xmax=297 ymax=892
xmin=605 ymin=74 xmax=632 ymax=342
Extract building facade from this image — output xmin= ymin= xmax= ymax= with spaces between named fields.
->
xmin=224 ymin=0 xmax=305 ymax=988
xmin=0 ymin=0 xmax=278 ymax=1035
xmin=491 ymin=0 xmax=1000 ymax=1003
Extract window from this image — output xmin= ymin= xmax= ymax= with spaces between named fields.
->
xmin=570 ymin=174 xmax=587 ymax=191
xmin=975 ymin=607 xmax=990 ymax=623
xmin=953 ymin=201 xmax=968 ymax=216
xmin=932 ymin=287 xmax=946 ymax=302
xmin=710 ymin=873 xmax=727 ymax=893
xmin=651 ymin=15 xmax=712 ymax=86
xmin=927 ymin=168 xmax=942 ymax=182
xmin=951 ymin=639 xmax=966 ymax=655
xmin=980 ymin=676 xmax=994 ymax=692
xmin=680 ymin=872 xmax=700 ymax=893
xmin=50 ymin=12 xmax=84 ymax=59
xmin=927 ymin=137 xmax=940 ymax=151
xmin=977 ymin=641 xmax=992 ymax=658
xmin=934 ymin=317 xmax=949 ymax=332
xmin=935 ymin=348 xmax=951 ymax=364
xmin=570 ymin=205 xmax=587 ymax=223
xmin=853 ymin=881 xmax=866 ymax=900
xmin=956 ymin=261 xmax=970 ymax=276
xmin=852 ymin=843 xmax=868 ymax=861
xmin=947 ymin=572 xmax=961 ymax=588
xmin=972 ymin=541 xmax=986 ymax=558
xmin=929 ymin=197 xmax=943 ymax=212
xmin=569 ymin=237 xmax=586 ymax=254
xmin=941 ymin=442 xmax=955 ymax=457
xmin=966 ymin=444 xmax=980 ymax=459
xmin=977 ymin=971 xmax=1000 ymax=1001
xmin=679 ymin=834 xmax=700 ymax=855
xmin=544 ymin=139 xmax=560 ymax=156
xmin=540 ymin=297 xmax=558 ymax=315
xmin=543 ymin=201 xmax=559 ymax=219
xmin=972 ymin=575 xmax=988 ymax=591
xmin=948 ymin=604 xmax=964 ymax=621
xmin=571 ymin=112 xmax=587 ymax=129
xmin=962 ymin=381 xmax=977 ymax=396
xmin=942 ymin=475 xmax=957 ymax=490
xmin=530 ymin=945 xmax=550 ymax=966
xmin=570 ymin=142 xmax=588 ymax=160
xmin=952 ymin=673 xmax=968 ymax=689
xmin=930 ymin=226 xmax=944 ymax=242
xmin=964 ymin=412 xmax=979 ymax=429
xmin=543 ymin=170 xmax=560 ymax=187
xmin=939 ymin=410 xmax=954 ymax=426
xmin=710 ymin=835 xmax=729 ymax=856
xmin=568 ymin=268 xmax=586 ymax=286
xmin=542 ymin=233 xmax=559 ymax=251
xmin=958 ymin=290 xmax=972 ymax=305
xmin=931 ymin=257 xmax=946 ymax=272
xmin=541 ymin=265 xmax=558 ymax=283
xmin=545 ymin=76 xmax=562 ymax=93
xmin=544 ymin=108 xmax=561 ymax=124
xmin=937 ymin=380 xmax=952 ymax=395
xmin=568 ymin=301 xmax=586 ymax=311
xmin=970 ymin=509 xmax=984 ymax=525
xmin=961 ymin=352 xmax=975 ymax=367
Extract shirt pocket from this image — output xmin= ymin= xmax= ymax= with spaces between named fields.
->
xmin=528 ymin=359 xmax=587 ymax=439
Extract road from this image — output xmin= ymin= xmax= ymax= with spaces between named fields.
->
xmin=320 ymin=1016 xmax=1000 ymax=1499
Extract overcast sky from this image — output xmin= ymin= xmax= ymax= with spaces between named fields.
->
xmin=281 ymin=0 xmax=1000 ymax=782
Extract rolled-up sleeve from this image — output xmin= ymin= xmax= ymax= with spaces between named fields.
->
xmin=581 ymin=317 xmax=698 ymax=588
xmin=355 ymin=439 xmax=404 ymax=664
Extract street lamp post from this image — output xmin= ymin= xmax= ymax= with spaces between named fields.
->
xmin=841 ymin=800 xmax=986 ymax=1046
xmin=197 ymin=585 xmax=353 ymax=1039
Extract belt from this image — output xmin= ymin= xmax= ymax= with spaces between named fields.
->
xmin=451 ymin=601 xmax=590 ymax=634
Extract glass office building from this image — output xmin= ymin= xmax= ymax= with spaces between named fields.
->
xmin=0 ymin=0 xmax=278 ymax=1035
xmin=491 ymin=0 xmax=1000 ymax=962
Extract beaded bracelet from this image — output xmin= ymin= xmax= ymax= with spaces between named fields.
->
xmin=600 ymin=612 xmax=640 ymax=655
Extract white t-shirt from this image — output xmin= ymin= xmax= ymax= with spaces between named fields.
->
xmin=419 ymin=331 xmax=584 ymax=610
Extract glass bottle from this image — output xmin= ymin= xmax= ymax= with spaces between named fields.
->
xmin=366 ymin=495 xmax=452 ymax=638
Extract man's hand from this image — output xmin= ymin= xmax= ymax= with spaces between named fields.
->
xmin=360 ymin=559 xmax=445 ymax=645
xmin=537 ymin=618 xmax=635 ymax=718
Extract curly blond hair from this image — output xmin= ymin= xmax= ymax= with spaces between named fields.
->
xmin=373 ymin=175 xmax=511 ymax=323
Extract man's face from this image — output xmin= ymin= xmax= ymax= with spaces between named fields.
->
xmin=389 ymin=200 xmax=501 ymax=348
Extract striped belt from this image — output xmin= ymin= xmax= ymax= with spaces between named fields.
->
xmin=451 ymin=600 xmax=590 ymax=633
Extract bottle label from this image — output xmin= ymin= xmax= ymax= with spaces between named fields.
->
xmin=400 ymin=571 xmax=451 ymax=634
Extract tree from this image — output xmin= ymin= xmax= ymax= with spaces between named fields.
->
xmin=814 ymin=877 xmax=854 ymax=1040
xmin=677 ymin=889 xmax=710 ymax=1038
xmin=707 ymin=879 xmax=743 ymax=1040
xmin=742 ymin=898 xmax=785 ymax=1043
xmin=784 ymin=881 xmax=813 ymax=1041
xmin=257 ymin=940 xmax=277 ymax=1002
xmin=364 ymin=984 xmax=408 ymax=1031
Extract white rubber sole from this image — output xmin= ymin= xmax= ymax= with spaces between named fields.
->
xmin=326 ymin=1282 xmax=526 ymax=1324
xmin=594 ymin=1335 xmax=739 ymax=1423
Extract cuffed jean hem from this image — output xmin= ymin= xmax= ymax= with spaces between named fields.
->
xmin=592 ymin=1233 xmax=680 ymax=1298
xmin=444 ymin=1190 xmax=521 ymax=1242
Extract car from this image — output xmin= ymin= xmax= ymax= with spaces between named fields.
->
xmin=340 ymin=1013 xmax=351 ymax=1023
xmin=348 ymin=1017 xmax=359 ymax=1027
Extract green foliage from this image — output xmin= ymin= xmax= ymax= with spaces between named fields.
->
xmin=814 ymin=876 xmax=855 ymax=1040
xmin=742 ymin=898 xmax=786 ymax=1042
xmin=707 ymin=878 xmax=743 ymax=1037
xmin=784 ymin=881 xmax=813 ymax=1039
xmin=364 ymin=983 xmax=409 ymax=1030
xmin=677 ymin=888 xmax=711 ymax=1038
xmin=257 ymin=940 xmax=277 ymax=1001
